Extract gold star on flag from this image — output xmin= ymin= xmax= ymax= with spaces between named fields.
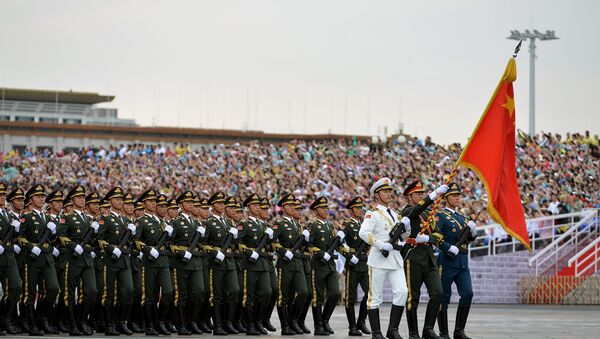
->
xmin=502 ymin=94 xmax=515 ymax=117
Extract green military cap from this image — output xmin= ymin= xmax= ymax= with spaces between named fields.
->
xmin=86 ymin=192 xmax=100 ymax=205
xmin=99 ymin=199 xmax=111 ymax=208
xmin=168 ymin=198 xmax=179 ymax=209
xmin=445 ymin=182 xmax=461 ymax=196
xmin=224 ymin=196 xmax=238 ymax=208
xmin=346 ymin=196 xmax=365 ymax=209
xmin=6 ymin=188 xmax=25 ymax=201
xmin=208 ymin=191 xmax=226 ymax=205
xmin=45 ymin=190 xmax=64 ymax=203
xmin=199 ymin=198 xmax=209 ymax=209
xmin=156 ymin=194 xmax=168 ymax=206
xmin=135 ymin=201 xmax=145 ymax=211
xmin=310 ymin=196 xmax=328 ymax=210
xmin=138 ymin=189 xmax=157 ymax=203
xmin=104 ymin=186 xmax=124 ymax=200
xmin=294 ymin=199 xmax=304 ymax=210
xmin=0 ymin=183 xmax=6 ymax=195
xmin=66 ymin=185 xmax=86 ymax=202
xmin=63 ymin=199 xmax=73 ymax=208
xmin=370 ymin=177 xmax=393 ymax=196
xmin=260 ymin=197 xmax=270 ymax=210
xmin=123 ymin=193 xmax=135 ymax=204
xmin=176 ymin=191 xmax=194 ymax=204
xmin=277 ymin=193 xmax=296 ymax=207
xmin=25 ymin=184 xmax=46 ymax=200
xmin=403 ymin=180 xmax=425 ymax=197
xmin=235 ymin=201 xmax=242 ymax=212
xmin=192 ymin=196 xmax=201 ymax=207
xmin=24 ymin=196 xmax=32 ymax=207
xmin=243 ymin=193 xmax=261 ymax=207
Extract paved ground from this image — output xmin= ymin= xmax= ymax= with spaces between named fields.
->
xmin=10 ymin=304 xmax=600 ymax=339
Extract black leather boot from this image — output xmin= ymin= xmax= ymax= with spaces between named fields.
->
xmin=0 ymin=300 xmax=19 ymax=334
xmin=143 ymin=305 xmax=159 ymax=336
xmin=322 ymin=301 xmax=336 ymax=334
xmin=346 ymin=305 xmax=363 ymax=336
xmin=312 ymin=306 xmax=329 ymax=336
xmin=253 ymin=303 xmax=267 ymax=335
xmin=245 ymin=305 xmax=260 ymax=335
xmin=288 ymin=301 xmax=304 ymax=334
xmin=277 ymin=305 xmax=296 ymax=335
xmin=27 ymin=304 xmax=44 ymax=336
xmin=422 ymin=302 xmax=441 ymax=339
xmin=406 ymin=308 xmax=422 ymax=339
xmin=223 ymin=302 xmax=239 ymax=334
xmin=368 ymin=308 xmax=385 ymax=339
xmin=453 ymin=305 xmax=472 ymax=339
xmin=386 ymin=304 xmax=404 ymax=339
xmin=357 ymin=300 xmax=371 ymax=334
xmin=233 ymin=303 xmax=246 ymax=333
xmin=67 ymin=305 xmax=84 ymax=336
xmin=437 ymin=309 xmax=450 ymax=339
xmin=211 ymin=303 xmax=228 ymax=336
xmin=187 ymin=302 xmax=203 ymax=334
xmin=79 ymin=304 xmax=95 ymax=336
xmin=262 ymin=295 xmax=277 ymax=332
xmin=103 ymin=305 xmax=120 ymax=336
xmin=175 ymin=305 xmax=190 ymax=335
xmin=297 ymin=298 xmax=311 ymax=334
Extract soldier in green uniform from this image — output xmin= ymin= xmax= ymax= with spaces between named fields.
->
xmin=204 ymin=191 xmax=240 ymax=335
xmin=195 ymin=197 xmax=214 ymax=333
xmin=307 ymin=196 xmax=344 ymax=336
xmin=155 ymin=194 xmax=178 ymax=334
xmin=293 ymin=198 xmax=312 ymax=334
xmin=168 ymin=191 xmax=205 ymax=335
xmin=122 ymin=192 xmax=145 ymax=333
xmin=82 ymin=192 xmax=105 ymax=333
xmin=224 ymin=197 xmax=247 ymax=333
xmin=18 ymin=185 xmax=60 ymax=335
xmin=97 ymin=186 xmax=136 ymax=335
xmin=134 ymin=189 xmax=173 ymax=335
xmin=7 ymin=188 xmax=27 ymax=334
xmin=0 ymin=183 xmax=22 ymax=335
xmin=237 ymin=193 xmax=273 ymax=335
xmin=342 ymin=197 xmax=371 ymax=336
xmin=258 ymin=197 xmax=277 ymax=333
xmin=271 ymin=193 xmax=308 ymax=336
xmin=401 ymin=181 xmax=448 ymax=339
xmin=57 ymin=185 xmax=99 ymax=335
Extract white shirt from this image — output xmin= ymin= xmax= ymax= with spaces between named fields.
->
xmin=359 ymin=204 xmax=404 ymax=269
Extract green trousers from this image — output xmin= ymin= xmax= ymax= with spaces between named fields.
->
xmin=277 ymin=268 xmax=308 ymax=307
xmin=241 ymin=270 xmax=272 ymax=307
xmin=64 ymin=262 xmax=97 ymax=306
xmin=172 ymin=267 xmax=203 ymax=307
xmin=101 ymin=266 xmax=133 ymax=307
xmin=311 ymin=269 xmax=339 ymax=307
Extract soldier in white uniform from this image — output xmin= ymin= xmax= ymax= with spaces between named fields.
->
xmin=359 ymin=178 xmax=411 ymax=339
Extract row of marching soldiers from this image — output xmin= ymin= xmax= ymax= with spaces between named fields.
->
xmin=0 ymin=178 xmax=476 ymax=339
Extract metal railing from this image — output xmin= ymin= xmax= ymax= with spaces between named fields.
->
xmin=527 ymin=209 xmax=599 ymax=276
xmin=567 ymin=237 xmax=600 ymax=277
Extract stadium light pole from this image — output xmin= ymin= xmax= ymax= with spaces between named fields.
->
xmin=507 ymin=29 xmax=558 ymax=137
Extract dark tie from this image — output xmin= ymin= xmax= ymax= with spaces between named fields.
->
xmin=386 ymin=208 xmax=396 ymax=223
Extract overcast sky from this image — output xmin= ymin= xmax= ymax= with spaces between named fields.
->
xmin=1 ymin=0 xmax=598 ymax=145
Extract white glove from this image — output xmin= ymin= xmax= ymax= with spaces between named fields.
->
xmin=467 ymin=220 xmax=477 ymax=236
xmin=11 ymin=220 xmax=20 ymax=232
xmin=302 ymin=229 xmax=310 ymax=242
xmin=74 ymin=245 xmax=84 ymax=255
xmin=401 ymin=217 xmax=411 ymax=227
xmin=215 ymin=251 xmax=225 ymax=261
xmin=322 ymin=252 xmax=331 ymax=261
xmin=381 ymin=243 xmax=393 ymax=252
xmin=138 ymin=252 xmax=144 ymax=260
xmin=0 ymin=245 xmax=4 ymax=255
xmin=284 ymin=250 xmax=293 ymax=260
xmin=13 ymin=244 xmax=21 ymax=254
xmin=127 ymin=223 xmax=136 ymax=235
xmin=250 ymin=251 xmax=259 ymax=261
xmin=91 ymin=251 xmax=96 ymax=258
xmin=164 ymin=225 xmax=174 ymax=237
xmin=336 ymin=230 xmax=345 ymax=241
xmin=52 ymin=247 xmax=60 ymax=257
xmin=429 ymin=184 xmax=449 ymax=200
xmin=350 ymin=255 xmax=359 ymax=265
xmin=183 ymin=251 xmax=192 ymax=260
xmin=47 ymin=221 xmax=57 ymax=234
xmin=197 ymin=226 xmax=206 ymax=237
xmin=265 ymin=227 xmax=274 ymax=239
xmin=229 ymin=227 xmax=238 ymax=239
xmin=91 ymin=221 xmax=100 ymax=233
xmin=150 ymin=248 xmax=159 ymax=259
xmin=112 ymin=247 xmax=122 ymax=258
xmin=448 ymin=245 xmax=459 ymax=255
xmin=416 ymin=234 xmax=430 ymax=243
xmin=31 ymin=246 xmax=42 ymax=256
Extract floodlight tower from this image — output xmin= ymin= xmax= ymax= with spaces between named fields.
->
xmin=507 ymin=29 xmax=558 ymax=137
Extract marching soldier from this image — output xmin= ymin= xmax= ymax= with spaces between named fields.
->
xmin=342 ymin=197 xmax=371 ymax=336
xmin=97 ymin=186 xmax=137 ymax=335
xmin=204 ymin=191 xmax=240 ymax=335
xmin=123 ymin=192 xmax=145 ymax=333
xmin=271 ymin=193 xmax=308 ymax=336
xmin=84 ymin=192 xmax=106 ymax=333
xmin=434 ymin=184 xmax=476 ymax=339
xmin=237 ymin=193 xmax=273 ymax=335
xmin=258 ymin=197 xmax=278 ymax=333
xmin=18 ymin=185 xmax=60 ymax=335
xmin=359 ymin=178 xmax=410 ymax=339
xmin=135 ymin=189 xmax=173 ymax=335
xmin=307 ymin=196 xmax=343 ymax=336
xmin=7 ymin=188 xmax=27 ymax=334
xmin=402 ymin=181 xmax=448 ymax=339
xmin=196 ymin=197 xmax=214 ymax=334
xmin=294 ymin=198 xmax=312 ymax=334
xmin=224 ymin=196 xmax=246 ymax=333
xmin=0 ymin=183 xmax=22 ymax=335
xmin=57 ymin=185 xmax=99 ymax=336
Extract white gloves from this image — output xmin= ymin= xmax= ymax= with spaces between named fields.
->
xmin=0 ymin=245 xmax=4 ymax=255
xmin=138 ymin=252 xmax=144 ymax=260
xmin=52 ymin=248 xmax=60 ymax=257
xmin=47 ymin=221 xmax=57 ymax=234
xmin=112 ymin=247 xmax=122 ymax=258
xmin=350 ymin=255 xmax=359 ymax=265
xmin=401 ymin=217 xmax=411 ymax=227
xmin=91 ymin=251 xmax=96 ymax=258
xmin=74 ymin=245 xmax=84 ymax=255
xmin=91 ymin=221 xmax=100 ymax=233
xmin=381 ymin=243 xmax=394 ymax=252
xmin=229 ymin=227 xmax=238 ymax=239
xmin=467 ymin=220 xmax=477 ymax=236
xmin=127 ymin=223 xmax=136 ymax=235
xmin=448 ymin=245 xmax=459 ymax=255
xmin=250 ymin=251 xmax=259 ymax=261
xmin=429 ymin=184 xmax=449 ymax=200
xmin=336 ymin=230 xmax=345 ymax=241
xmin=13 ymin=244 xmax=21 ymax=254
xmin=302 ymin=229 xmax=310 ymax=242
xmin=416 ymin=234 xmax=430 ymax=243
xmin=11 ymin=220 xmax=20 ymax=232
xmin=183 ymin=251 xmax=192 ymax=260
xmin=215 ymin=251 xmax=225 ymax=262
xmin=284 ymin=250 xmax=293 ymax=260
xmin=150 ymin=248 xmax=159 ymax=259
xmin=322 ymin=252 xmax=331 ymax=261
xmin=197 ymin=226 xmax=206 ymax=237
xmin=31 ymin=246 xmax=42 ymax=256
xmin=265 ymin=227 xmax=274 ymax=239
xmin=164 ymin=225 xmax=174 ymax=237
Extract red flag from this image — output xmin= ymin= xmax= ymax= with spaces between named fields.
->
xmin=458 ymin=58 xmax=531 ymax=251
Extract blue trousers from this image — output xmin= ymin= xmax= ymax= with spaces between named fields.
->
xmin=439 ymin=265 xmax=473 ymax=309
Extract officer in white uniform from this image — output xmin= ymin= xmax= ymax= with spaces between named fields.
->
xmin=359 ymin=178 xmax=411 ymax=339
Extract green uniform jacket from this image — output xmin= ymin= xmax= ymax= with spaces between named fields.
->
xmin=18 ymin=210 xmax=56 ymax=267
xmin=308 ymin=219 xmax=337 ymax=272
xmin=0 ymin=208 xmax=17 ymax=267
xmin=401 ymin=196 xmax=444 ymax=265
xmin=97 ymin=211 xmax=131 ymax=270
xmin=204 ymin=215 xmax=237 ymax=271
xmin=170 ymin=214 xmax=203 ymax=271
xmin=272 ymin=217 xmax=304 ymax=272
xmin=342 ymin=218 xmax=369 ymax=272
xmin=238 ymin=216 xmax=271 ymax=271
xmin=135 ymin=214 xmax=170 ymax=268
xmin=58 ymin=211 xmax=95 ymax=267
